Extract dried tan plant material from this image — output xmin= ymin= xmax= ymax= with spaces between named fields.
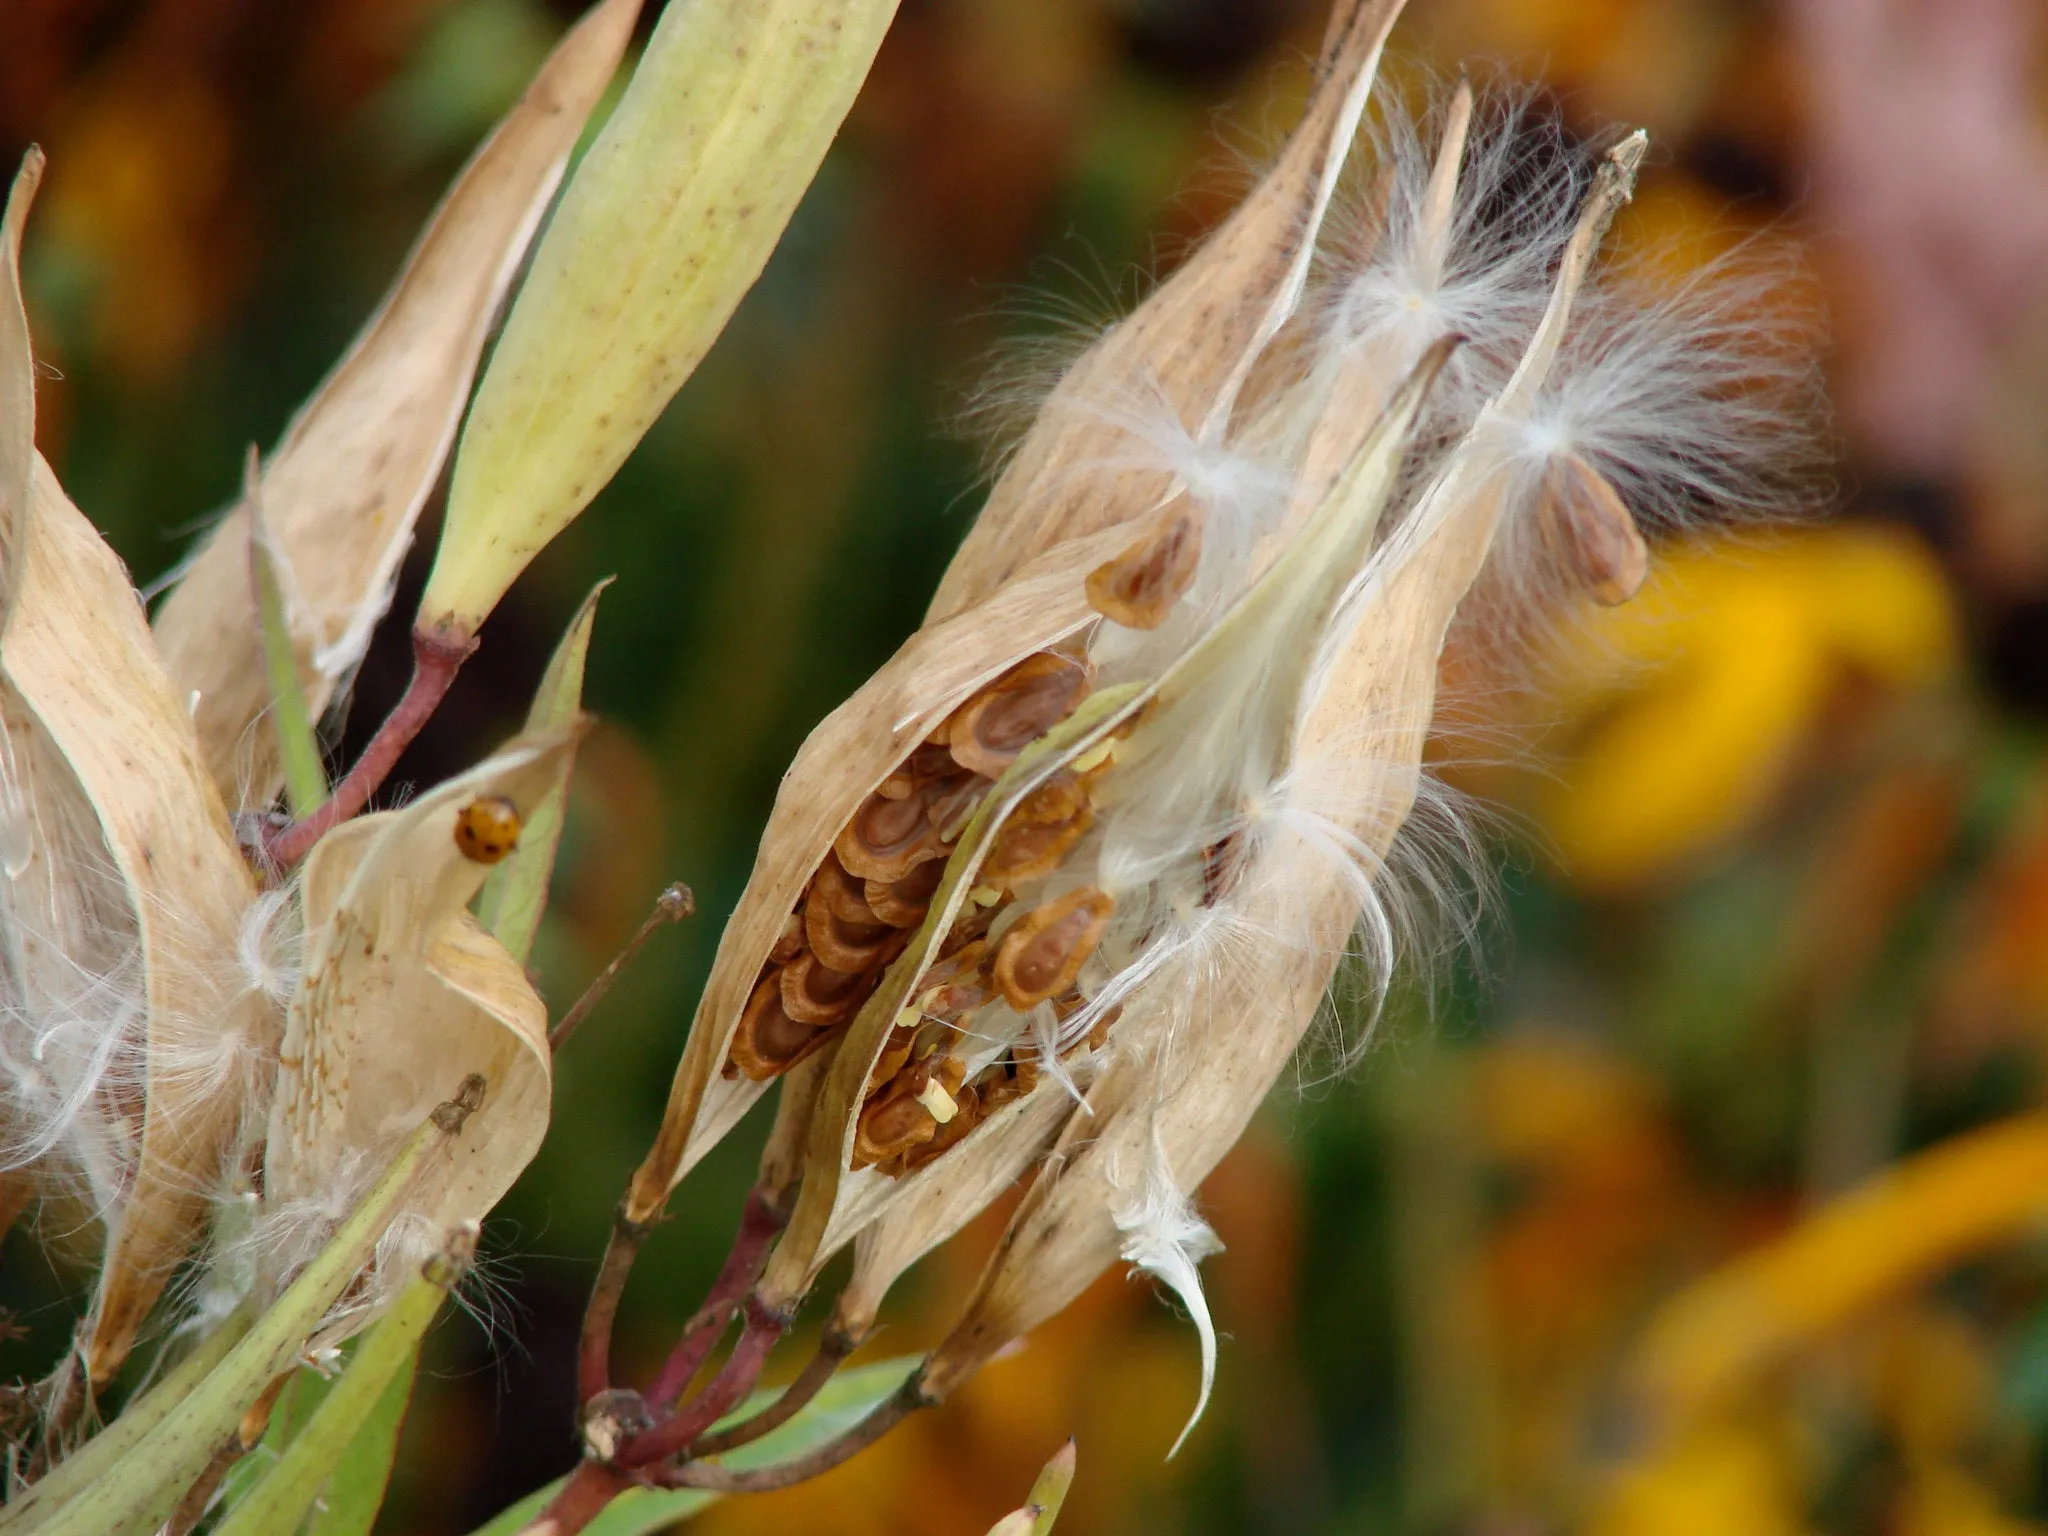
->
xmin=926 ymin=0 xmax=1411 ymax=621
xmin=1538 ymin=450 xmax=1649 ymax=605
xmin=1085 ymin=500 xmax=1204 ymax=630
xmin=0 ymin=150 xmax=41 ymax=588
xmin=991 ymin=889 xmax=1114 ymax=1011
xmin=5 ymin=459 xmax=267 ymax=1381
xmin=265 ymin=734 xmax=575 ymax=1332
xmin=150 ymin=0 xmax=639 ymax=807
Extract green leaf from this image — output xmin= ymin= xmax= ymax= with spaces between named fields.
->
xmin=463 ymin=1354 xmax=921 ymax=1536
xmin=10 ymin=1096 xmax=468 ymax=1536
xmin=476 ymin=578 xmax=606 ymax=962
xmin=418 ymin=0 xmax=901 ymax=639
xmin=249 ymin=471 xmax=328 ymax=818
xmin=212 ymin=1260 xmax=450 ymax=1536
xmin=211 ymin=1359 xmax=344 ymax=1518
xmin=303 ymin=1341 xmax=422 ymax=1536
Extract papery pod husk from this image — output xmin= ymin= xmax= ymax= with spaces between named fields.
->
xmin=150 ymin=0 xmax=639 ymax=807
xmin=1 ymin=150 xmax=39 ymax=579
xmin=924 ymin=0 xmax=1409 ymax=623
xmin=2 ymin=163 xmax=269 ymax=1377
xmin=6 ymin=458 xmax=269 ymax=1381
xmin=266 ymin=733 xmax=575 ymax=1331
xmin=624 ymin=523 xmax=1136 ymax=1225
xmin=419 ymin=0 xmax=902 ymax=639
xmin=921 ymin=141 xmax=1650 ymax=1400
xmin=820 ymin=339 xmax=1455 ymax=1326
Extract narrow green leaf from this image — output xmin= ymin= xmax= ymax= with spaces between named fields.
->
xmin=462 ymin=1354 xmax=921 ymax=1536
xmin=1025 ymin=1439 xmax=1076 ymax=1533
xmin=302 ymin=1340 xmax=422 ymax=1536
xmin=0 ymin=1308 xmax=253 ymax=1534
xmin=476 ymin=578 xmax=606 ymax=962
xmin=212 ymin=1257 xmax=452 ymax=1536
xmin=248 ymin=461 xmax=328 ymax=817
xmin=18 ymin=1095 xmax=466 ymax=1536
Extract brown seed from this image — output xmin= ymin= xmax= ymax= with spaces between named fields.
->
xmin=804 ymin=855 xmax=895 ymax=970
xmin=1538 ymin=450 xmax=1649 ymax=605
xmin=992 ymin=887 xmax=1115 ymax=1010
xmin=944 ymin=652 xmax=1092 ymax=777
xmin=984 ymin=803 xmax=1095 ymax=886
xmin=778 ymin=951 xmax=872 ymax=1026
xmin=975 ymin=1051 xmax=1040 ymax=1115
xmin=852 ymin=1059 xmax=943 ymax=1169
xmin=1010 ymin=768 xmax=1091 ymax=828
xmin=865 ymin=856 xmax=946 ymax=928
xmin=1085 ymin=499 xmax=1203 ymax=629
xmin=728 ymin=971 xmax=830 ymax=1081
xmin=835 ymin=786 xmax=946 ymax=882
xmin=926 ymin=771 xmax=992 ymax=842
xmin=896 ymin=1081 xmax=983 ymax=1175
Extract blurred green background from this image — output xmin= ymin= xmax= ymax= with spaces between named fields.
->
xmin=5 ymin=0 xmax=2048 ymax=1531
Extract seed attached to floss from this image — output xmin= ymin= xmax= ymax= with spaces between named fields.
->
xmin=1086 ymin=498 xmax=1204 ymax=629
xmin=453 ymin=794 xmax=523 ymax=863
xmin=993 ymin=887 xmax=1116 ymax=1011
xmin=1538 ymin=449 xmax=1649 ymax=605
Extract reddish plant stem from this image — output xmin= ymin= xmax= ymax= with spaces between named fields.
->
xmin=654 ymin=1368 xmax=933 ymax=1493
xmin=685 ymin=1327 xmax=858 ymax=1458
xmin=617 ymin=1298 xmax=787 ymax=1470
xmin=642 ymin=1189 xmax=786 ymax=1410
xmin=575 ymin=1206 xmax=656 ymax=1406
xmin=518 ymin=1459 xmax=636 ymax=1536
xmin=263 ymin=628 xmax=474 ymax=868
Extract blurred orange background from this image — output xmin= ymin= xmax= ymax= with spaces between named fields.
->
xmin=6 ymin=1 xmax=2048 ymax=1532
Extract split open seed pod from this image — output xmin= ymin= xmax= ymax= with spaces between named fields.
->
xmin=263 ymin=731 xmax=577 ymax=1337
xmin=147 ymin=0 xmax=638 ymax=811
xmin=626 ymin=0 xmax=1413 ymax=1249
xmin=1 ymin=158 xmax=271 ymax=1382
xmin=919 ymin=138 xmax=1652 ymax=1434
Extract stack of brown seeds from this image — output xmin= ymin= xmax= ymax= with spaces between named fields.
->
xmin=724 ymin=649 xmax=1094 ymax=1084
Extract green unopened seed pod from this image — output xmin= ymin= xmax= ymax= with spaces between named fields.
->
xmin=418 ymin=0 xmax=899 ymax=641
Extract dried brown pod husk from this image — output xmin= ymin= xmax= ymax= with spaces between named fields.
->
xmin=1086 ymin=499 xmax=1204 ymax=629
xmin=1537 ymin=449 xmax=1649 ymax=605
xmin=268 ymin=733 xmax=577 ymax=1338
xmin=926 ymin=0 xmax=1412 ymax=621
xmin=150 ymin=0 xmax=641 ymax=808
xmin=2 ymin=159 xmax=272 ymax=1379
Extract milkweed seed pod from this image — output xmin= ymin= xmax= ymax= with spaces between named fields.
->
xmin=623 ymin=0 xmax=1410 ymax=1237
xmin=912 ymin=126 xmax=1775 ymax=1445
xmin=149 ymin=0 xmax=638 ymax=810
xmin=250 ymin=734 xmax=576 ymax=1343
xmin=1 ymin=159 xmax=274 ymax=1382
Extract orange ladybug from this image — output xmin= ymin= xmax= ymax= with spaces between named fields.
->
xmin=454 ymin=795 xmax=522 ymax=864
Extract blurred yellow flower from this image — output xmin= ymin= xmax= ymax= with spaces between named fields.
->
xmin=1534 ymin=524 xmax=1958 ymax=891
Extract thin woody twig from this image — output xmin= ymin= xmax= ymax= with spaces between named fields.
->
xmin=550 ymin=882 xmax=694 ymax=1052
xmin=616 ymin=1297 xmax=789 ymax=1469
xmin=685 ymin=1327 xmax=859 ymax=1458
xmin=653 ymin=1368 xmax=934 ymax=1493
